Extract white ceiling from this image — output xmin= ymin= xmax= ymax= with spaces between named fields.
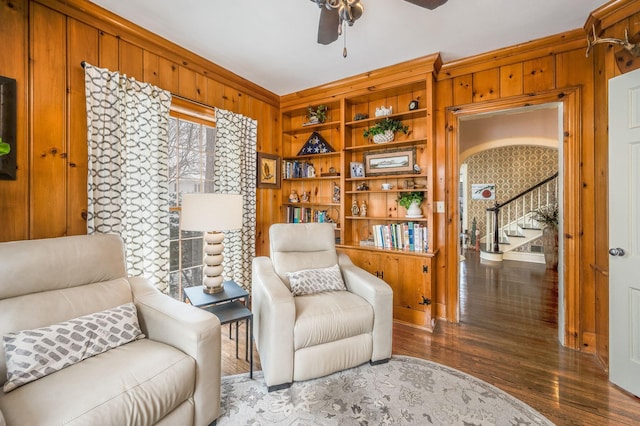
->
xmin=89 ymin=0 xmax=606 ymax=96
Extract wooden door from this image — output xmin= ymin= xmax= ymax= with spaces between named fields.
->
xmin=608 ymin=68 xmax=640 ymax=397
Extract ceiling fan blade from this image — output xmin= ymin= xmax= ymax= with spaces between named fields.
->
xmin=318 ymin=6 xmax=340 ymax=45
xmin=403 ymin=0 xmax=448 ymax=10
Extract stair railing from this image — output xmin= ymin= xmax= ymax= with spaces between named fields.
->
xmin=485 ymin=172 xmax=558 ymax=253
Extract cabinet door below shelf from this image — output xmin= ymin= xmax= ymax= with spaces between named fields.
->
xmin=392 ymin=256 xmax=433 ymax=331
xmin=338 ymin=247 xmax=433 ymax=331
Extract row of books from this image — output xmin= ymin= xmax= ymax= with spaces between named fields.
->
xmin=286 ymin=206 xmax=331 ymax=224
xmin=282 ymin=160 xmax=315 ymax=179
xmin=372 ymin=223 xmax=429 ymax=252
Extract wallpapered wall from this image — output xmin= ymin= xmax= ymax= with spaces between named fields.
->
xmin=464 ymin=145 xmax=558 ymax=235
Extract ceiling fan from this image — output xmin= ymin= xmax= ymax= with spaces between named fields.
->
xmin=311 ymin=0 xmax=448 ymax=55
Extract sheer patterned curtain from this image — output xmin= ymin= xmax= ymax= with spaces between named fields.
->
xmin=213 ymin=108 xmax=257 ymax=290
xmin=84 ymin=63 xmax=172 ymax=292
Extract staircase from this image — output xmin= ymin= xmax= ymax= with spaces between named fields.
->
xmin=480 ymin=173 xmax=558 ymax=263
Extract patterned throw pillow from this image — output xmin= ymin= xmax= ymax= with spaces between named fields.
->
xmin=2 ymin=302 xmax=145 ymax=393
xmin=286 ymin=264 xmax=347 ymax=296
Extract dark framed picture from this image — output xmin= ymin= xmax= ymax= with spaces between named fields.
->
xmin=257 ymin=152 xmax=281 ymax=189
xmin=350 ymin=161 xmax=365 ymax=178
xmin=364 ymin=147 xmax=416 ymax=176
xmin=0 ymin=76 xmax=17 ymax=180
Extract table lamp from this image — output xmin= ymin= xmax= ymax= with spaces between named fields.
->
xmin=180 ymin=193 xmax=243 ymax=294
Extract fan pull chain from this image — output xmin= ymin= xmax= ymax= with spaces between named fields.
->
xmin=343 ymin=21 xmax=348 ymax=58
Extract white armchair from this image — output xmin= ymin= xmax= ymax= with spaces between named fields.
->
xmin=252 ymin=223 xmax=393 ymax=391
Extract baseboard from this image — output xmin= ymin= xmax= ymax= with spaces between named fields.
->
xmin=502 ymin=251 xmax=545 ymax=264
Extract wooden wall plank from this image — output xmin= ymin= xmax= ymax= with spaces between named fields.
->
xmin=523 ymin=56 xmax=556 ymax=94
xmin=119 ymin=40 xmax=143 ymax=80
xmin=435 ymin=78 xmax=453 ymax=321
xmin=0 ymin=0 xmax=28 ymax=242
xmin=157 ymin=57 xmax=179 ymax=93
xmin=500 ymin=63 xmax=523 ymax=98
xmin=67 ymin=18 xmax=98 ymax=236
xmin=143 ymin=50 xmax=159 ymax=86
xmin=195 ymin=72 xmax=207 ymax=104
xmin=206 ymin=78 xmax=226 ymax=107
xmin=30 ymin=3 xmax=67 ymax=239
xmin=99 ymin=31 xmax=118 ymax=70
xmin=178 ymin=65 xmax=196 ymax=99
xmin=472 ymin=68 xmax=500 ymax=102
xmin=452 ymin=75 xmax=472 ymax=105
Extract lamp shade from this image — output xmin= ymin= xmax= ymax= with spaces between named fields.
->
xmin=180 ymin=193 xmax=243 ymax=231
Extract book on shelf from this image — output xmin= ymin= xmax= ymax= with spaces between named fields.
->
xmin=371 ymin=222 xmax=428 ymax=252
xmin=286 ymin=206 xmax=330 ymax=224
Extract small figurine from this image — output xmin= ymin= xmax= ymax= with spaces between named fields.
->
xmin=300 ymin=191 xmax=310 ymax=202
xmin=351 ymin=198 xmax=360 ymax=216
xmin=333 ymin=182 xmax=340 ymax=203
xmin=375 ymin=106 xmax=392 ymax=117
xmin=356 ymin=181 xmax=369 ymax=191
xmin=360 ymin=200 xmax=367 ymax=217
xmin=288 ymin=189 xmax=299 ymax=203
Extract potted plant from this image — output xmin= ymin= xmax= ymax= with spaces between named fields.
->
xmin=532 ymin=204 xmax=559 ymax=270
xmin=307 ymin=104 xmax=328 ymax=124
xmin=398 ymin=191 xmax=424 ymax=217
xmin=363 ymin=117 xmax=409 ymax=143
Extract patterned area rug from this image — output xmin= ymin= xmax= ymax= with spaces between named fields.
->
xmin=218 ymin=355 xmax=553 ymax=425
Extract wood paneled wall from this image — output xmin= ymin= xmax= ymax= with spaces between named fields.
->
xmin=0 ymin=0 xmax=281 ymax=257
xmin=2 ymin=0 xmax=637 ymax=368
xmin=586 ymin=0 xmax=640 ymax=369
xmin=280 ymin=0 xmax=640 ymax=368
xmin=437 ymin=0 xmax=640 ymax=368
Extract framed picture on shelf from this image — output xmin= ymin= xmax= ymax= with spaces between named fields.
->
xmin=350 ymin=161 xmax=365 ymax=178
xmin=363 ymin=147 xmax=416 ymax=176
xmin=257 ymin=152 xmax=281 ymax=189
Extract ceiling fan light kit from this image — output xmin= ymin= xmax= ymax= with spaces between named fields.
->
xmin=312 ymin=0 xmax=448 ymax=57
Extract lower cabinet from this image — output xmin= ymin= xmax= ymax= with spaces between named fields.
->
xmin=338 ymin=246 xmax=436 ymax=331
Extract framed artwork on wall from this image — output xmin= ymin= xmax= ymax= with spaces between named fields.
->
xmin=257 ymin=152 xmax=281 ymax=189
xmin=0 ymin=76 xmax=17 ymax=180
xmin=471 ymin=184 xmax=496 ymax=200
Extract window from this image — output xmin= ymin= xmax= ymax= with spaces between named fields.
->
xmin=168 ymin=109 xmax=216 ymax=300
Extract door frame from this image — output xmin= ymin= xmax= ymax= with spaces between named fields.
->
xmin=444 ymin=88 xmax=582 ymax=349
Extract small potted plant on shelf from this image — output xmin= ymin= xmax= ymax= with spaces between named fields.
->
xmin=398 ymin=192 xmax=424 ymax=218
xmin=363 ymin=117 xmax=409 ymax=143
xmin=306 ymin=104 xmax=328 ymax=125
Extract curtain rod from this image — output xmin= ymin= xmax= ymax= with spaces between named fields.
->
xmin=80 ymin=61 xmax=216 ymax=114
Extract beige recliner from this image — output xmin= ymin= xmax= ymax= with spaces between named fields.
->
xmin=252 ymin=223 xmax=393 ymax=391
xmin=0 ymin=234 xmax=221 ymax=426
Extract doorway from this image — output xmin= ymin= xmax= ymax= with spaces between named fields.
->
xmin=444 ymin=89 xmax=582 ymax=349
xmin=457 ymin=103 xmax=562 ymax=337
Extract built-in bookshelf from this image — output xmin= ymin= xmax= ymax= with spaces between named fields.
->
xmin=280 ymin=70 xmax=438 ymax=331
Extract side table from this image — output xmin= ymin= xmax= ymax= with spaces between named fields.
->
xmin=184 ymin=281 xmax=253 ymax=378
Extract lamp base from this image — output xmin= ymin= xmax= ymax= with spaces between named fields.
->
xmin=203 ymin=231 xmax=225 ymax=294
xmin=203 ymin=284 xmax=224 ymax=294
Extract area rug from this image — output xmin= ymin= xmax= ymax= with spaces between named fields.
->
xmin=218 ymin=355 xmax=553 ymax=425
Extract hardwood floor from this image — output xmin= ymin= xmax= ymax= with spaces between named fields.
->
xmin=222 ymin=250 xmax=640 ymax=425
